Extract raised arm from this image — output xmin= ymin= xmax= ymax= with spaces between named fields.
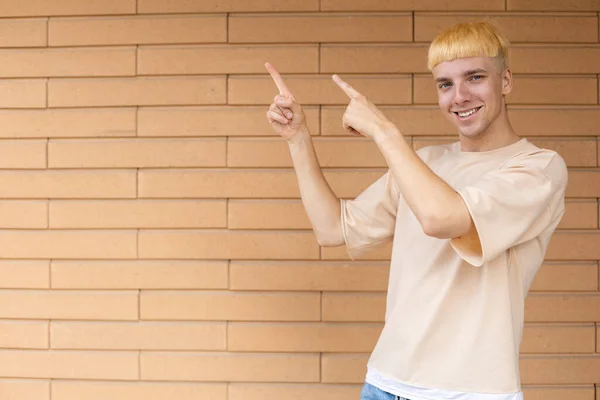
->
xmin=265 ymin=63 xmax=344 ymax=246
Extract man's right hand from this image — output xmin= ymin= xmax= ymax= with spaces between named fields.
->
xmin=265 ymin=62 xmax=308 ymax=140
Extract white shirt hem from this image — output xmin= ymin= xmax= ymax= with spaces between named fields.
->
xmin=366 ymin=367 xmax=524 ymax=400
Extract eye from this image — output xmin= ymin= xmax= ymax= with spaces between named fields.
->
xmin=470 ymin=75 xmax=483 ymax=81
xmin=438 ymin=82 xmax=451 ymax=89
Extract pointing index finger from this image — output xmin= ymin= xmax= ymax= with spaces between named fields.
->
xmin=332 ymin=74 xmax=361 ymax=99
xmin=265 ymin=62 xmax=291 ymax=97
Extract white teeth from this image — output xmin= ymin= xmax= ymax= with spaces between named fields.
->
xmin=457 ymin=107 xmax=479 ymax=117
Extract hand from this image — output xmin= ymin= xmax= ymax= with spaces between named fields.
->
xmin=332 ymin=74 xmax=396 ymax=139
xmin=265 ymin=62 xmax=308 ymax=141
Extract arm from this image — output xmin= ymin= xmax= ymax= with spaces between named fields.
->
xmin=332 ymin=75 xmax=474 ymax=240
xmin=265 ymin=63 xmax=344 ymax=246
xmin=374 ymin=125 xmax=473 ymax=239
xmin=287 ymin=128 xmax=344 ymax=246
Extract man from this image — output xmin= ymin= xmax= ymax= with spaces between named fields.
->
xmin=265 ymin=21 xmax=567 ymax=400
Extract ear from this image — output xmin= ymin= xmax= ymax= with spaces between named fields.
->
xmin=501 ymin=68 xmax=513 ymax=96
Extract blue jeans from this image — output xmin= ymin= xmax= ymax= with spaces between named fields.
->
xmin=360 ymin=383 xmax=410 ymax=400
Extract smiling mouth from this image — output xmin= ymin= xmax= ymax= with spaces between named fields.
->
xmin=453 ymin=106 xmax=482 ymax=119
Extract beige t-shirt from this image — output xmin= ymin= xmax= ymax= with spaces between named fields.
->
xmin=341 ymin=138 xmax=568 ymax=395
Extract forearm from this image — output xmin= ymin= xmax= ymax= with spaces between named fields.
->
xmin=287 ymin=129 xmax=344 ymax=246
xmin=373 ymin=124 xmax=471 ymax=238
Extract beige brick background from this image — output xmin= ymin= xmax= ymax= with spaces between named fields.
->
xmin=0 ymin=1 xmax=597 ymax=399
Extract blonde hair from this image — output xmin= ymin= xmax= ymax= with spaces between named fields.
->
xmin=427 ymin=21 xmax=510 ymax=71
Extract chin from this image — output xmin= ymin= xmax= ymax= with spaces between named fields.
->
xmin=458 ymin=126 xmax=484 ymax=138
xmin=453 ymin=118 xmax=491 ymax=139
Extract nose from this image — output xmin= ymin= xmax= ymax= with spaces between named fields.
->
xmin=453 ymin=82 xmax=471 ymax=104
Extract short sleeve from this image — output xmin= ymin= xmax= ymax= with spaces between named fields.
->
xmin=341 ymin=170 xmax=400 ymax=259
xmin=451 ymin=152 xmax=568 ymax=267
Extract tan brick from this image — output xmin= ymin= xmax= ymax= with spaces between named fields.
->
xmin=0 ymin=290 xmax=138 ymax=320
xmin=321 ymin=241 xmax=393 ymax=261
xmin=228 ymin=323 xmax=381 ymax=352
xmin=0 ymin=350 xmax=137 ymax=380
xmin=50 ymin=200 xmax=226 ymax=229
xmin=522 ymin=386 xmax=595 ymax=400
xmin=139 ymin=169 xmax=385 ymax=199
xmin=0 ymin=18 xmax=46 ymax=47
xmin=520 ymin=324 xmax=595 ymax=353
xmin=0 ymin=260 xmax=49 ymax=289
xmin=520 ymin=355 xmax=600 ymax=384
xmin=546 ymin=231 xmax=600 ymax=260
xmin=507 ymin=0 xmax=600 ymax=11
xmin=0 ymin=230 xmax=136 ymax=259
xmin=140 ymin=291 xmax=320 ymax=321
xmin=228 ymin=200 xmax=311 ymax=230
xmin=415 ymin=13 xmax=598 ymax=43
xmin=0 ymin=139 xmax=46 ymax=168
xmin=50 ymin=15 xmax=226 ymax=46
xmin=227 ymin=138 xmax=386 ymax=168
xmin=326 ymin=169 xmax=394 ymax=199
xmin=138 ymin=0 xmax=318 ymax=13
xmin=528 ymin=138 xmax=598 ymax=168
xmin=139 ymin=230 xmax=319 ymax=260
xmin=0 ymin=108 xmax=135 ymax=138
xmin=229 ymin=383 xmax=361 ymax=400
xmin=322 ymin=170 xmax=393 ymax=199
xmin=52 ymin=381 xmax=227 ymax=400
xmin=0 ymin=47 xmax=135 ymax=78
xmin=321 ymin=354 xmax=369 ymax=383
xmin=525 ymin=79 xmax=600 ymax=118
xmin=0 ymin=201 xmax=47 ymax=229
xmin=529 ymin=262 xmax=599 ymax=292
xmin=0 ymin=379 xmax=49 ymax=400
xmin=566 ymin=170 xmax=600 ymax=197
xmin=511 ymin=45 xmax=600 ymax=74
xmin=230 ymin=13 xmax=411 ymax=43
xmin=0 ymin=79 xmax=46 ymax=108
xmin=322 ymin=106 xmax=452 ymax=136
xmin=0 ymin=321 xmax=48 ymax=349
xmin=509 ymin=107 xmax=600 ymax=137
xmin=49 ymin=76 xmax=226 ymax=107
xmin=228 ymin=74 xmax=411 ymax=105
xmin=323 ymin=0 xmax=504 ymax=10
xmin=0 ymin=170 xmax=136 ymax=198
xmin=48 ymin=138 xmax=226 ymax=168
xmin=322 ymin=293 xmax=386 ymax=322
xmin=0 ymin=0 xmax=134 ymax=16
xmin=138 ymin=45 xmax=318 ymax=75
xmin=321 ymin=44 xmax=429 ymax=73
xmin=559 ymin=200 xmax=598 ymax=229
xmin=412 ymin=75 xmax=440 ymax=104
xmin=525 ymin=294 xmax=600 ymax=323
xmin=229 ymin=261 xmax=389 ymax=291
xmin=141 ymin=352 xmax=319 ymax=382
xmin=414 ymin=74 xmax=599 ymax=105
xmin=138 ymin=106 xmax=320 ymax=137
xmin=51 ymin=321 xmax=226 ymax=351
xmin=51 ymin=260 xmax=228 ymax=290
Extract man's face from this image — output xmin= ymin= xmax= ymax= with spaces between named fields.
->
xmin=432 ymin=56 xmax=512 ymax=139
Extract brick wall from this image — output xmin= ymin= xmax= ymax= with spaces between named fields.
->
xmin=0 ymin=1 xmax=597 ymax=399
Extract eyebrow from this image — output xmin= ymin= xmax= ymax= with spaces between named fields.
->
xmin=435 ymin=68 xmax=488 ymax=83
